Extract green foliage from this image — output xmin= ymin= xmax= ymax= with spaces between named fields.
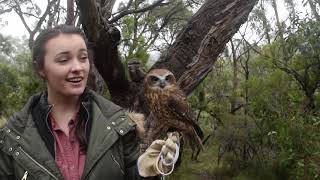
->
xmin=0 ymin=34 xmax=14 ymax=58
xmin=0 ymin=61 xmax=19 ymax=116
xmin=120 ymin=15 xmax=150 ymax=65
xmin=118 ymin=0 xmax=193 ymax=68
xmin=275 ymin=115 xmax=320 ymax=179
xmin=0 ymin=0 xmax=320 ymax=179
xmin=170 ymin=11 xmax=320 ymax=179
xmin=0 ymin=35 xmax=44 ymax=118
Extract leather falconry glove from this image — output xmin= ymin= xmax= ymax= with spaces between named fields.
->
xmin=137 ymin=132 xmax=180 ymax=177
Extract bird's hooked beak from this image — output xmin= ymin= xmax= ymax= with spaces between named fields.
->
xmin=159 ymin=79 xmax=166 ymax=89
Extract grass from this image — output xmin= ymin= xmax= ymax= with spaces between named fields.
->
xmin=165 ymin=136 xmax=282 ymax=180
xmin=167 ymin=138 xmax=221 ymax=180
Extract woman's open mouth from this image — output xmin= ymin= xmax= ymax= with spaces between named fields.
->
xmin=66 ymin=77 xmax=83 ymax=83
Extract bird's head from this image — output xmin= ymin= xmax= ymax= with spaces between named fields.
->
xmin=144 ymin=69 xmax=177 ymax=91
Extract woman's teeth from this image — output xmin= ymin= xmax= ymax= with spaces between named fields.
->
xmin=67 ymin=77 xmax=82 ymax=82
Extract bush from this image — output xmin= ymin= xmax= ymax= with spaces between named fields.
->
xmin=275 ymin=115 xmax=320 ymax=179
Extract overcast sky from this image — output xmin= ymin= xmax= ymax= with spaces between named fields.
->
xmin=0 ymin=0 xmax=310 ymax=39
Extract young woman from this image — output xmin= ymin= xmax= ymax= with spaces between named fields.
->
xmin=0 ymin=25 xmax=178 ymax=180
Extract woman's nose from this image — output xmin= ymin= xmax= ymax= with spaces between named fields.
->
xmin=71 ymin=58 xmax=83 ymax=71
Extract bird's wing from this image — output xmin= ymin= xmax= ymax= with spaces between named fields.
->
xmin=167 ymin=90 xmax=204 ymax=139
xmin=127 ymin=112 xmax=145 ymax=139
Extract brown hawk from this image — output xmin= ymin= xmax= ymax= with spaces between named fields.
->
xmin=143 ymin=68 xmax=204 ymax=153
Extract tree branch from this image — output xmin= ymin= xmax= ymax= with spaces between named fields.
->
xmin=13 ymin=0 xmax=32 ymax=34
xmin=144 ymin=3 xmax=184 ymax=51
xmin=29 ymin=0 xmax=58 ymax=48
xmin=109 ymin=0 xmax=169 ymax=23
xmin=0 ymin=8 xmax=12 ymax=15
xmin=78 ymin=0 xmax=132 ymax=106
xmin=152 ymin=0 xmax=258 ymax=95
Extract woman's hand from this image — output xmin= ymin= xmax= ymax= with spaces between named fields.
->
xmin=137 ymin=132 xmax=180 ymax=177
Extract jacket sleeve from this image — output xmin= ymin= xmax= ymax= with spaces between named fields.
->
xmin=122 ymin=129 xmax=161 ymax=180
xmin=0 ymin=128 xmax=15 ymax=180
xmin=122 ymin=129 xmax=142 ymax=180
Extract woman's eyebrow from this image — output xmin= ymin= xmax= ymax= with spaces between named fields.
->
xmin=54 ymin=51 xmax=69 ymax=58
xmin=79 ymin=48 xmax=88 ymax=52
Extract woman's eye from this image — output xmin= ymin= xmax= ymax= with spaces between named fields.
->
xmin=79 ymin=53 xmax=88 ymax=62
xmin=56 ymin=55 xmax=69 ymax=63
xmin=80 ymin=56 xmax=88 ymax=61
xmin=58 ymin=59 xmax=68 ymax=63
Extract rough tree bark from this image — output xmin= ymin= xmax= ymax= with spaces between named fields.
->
xmin=77 ymin=0 xmax=258 ymax=113
xmin=66 ymin=0 xmax=75 ymax=25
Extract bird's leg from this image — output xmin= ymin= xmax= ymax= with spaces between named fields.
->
xmin=141 ymin=123 xmax=166 ymax=153
xmin=169 ymin=120 xmax=203 ymax=155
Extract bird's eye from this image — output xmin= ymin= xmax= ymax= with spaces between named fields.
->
xmin=165 ymin=75 xmax=171 ymax=81
xmin=151 ymin=76 xmax=159 ymax=82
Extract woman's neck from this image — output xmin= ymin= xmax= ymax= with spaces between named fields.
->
xmin=48 ymin=92 xmax=80 ymax=111
xmin=47 ymin=90 xmax=80 ymax=133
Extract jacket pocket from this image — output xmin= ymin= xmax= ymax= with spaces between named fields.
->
xmin=13 ymin=147 xmax=59 ymax=180
xmin=111 ymin=153 xmax=125 ymax=175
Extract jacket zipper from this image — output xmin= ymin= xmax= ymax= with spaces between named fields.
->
xmin=111 ymin=153 xmax=125 ymax=175
xmin=19 ymin=147 xmax=59 ymax=180
xmin=45 ymin=105 xmax=57 ymax=158
xmin=80 ymin=102 xmax=91 ymax=180
xmin=81 ymin=102 xmax=90 ymax=137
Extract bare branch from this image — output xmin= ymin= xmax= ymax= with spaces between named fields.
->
xmin=109 ymin=0 xmax=169 ymax=23
xmin=0 ymin=8 xmax=12 ymax=15
xmin=28 ymin=0 xmax=58 ymax=48
xmin=111 ymin=0 xmax=133 ymax=16
xmin=22 ymin=12 xmax=40 ymax=18
xmin=13 ymin=0 xmax=32 ymax=34
xmin=143 ymin=5 xmax=183 ymax=51
xmin=241 ymin=35 xmax=266 ymax=57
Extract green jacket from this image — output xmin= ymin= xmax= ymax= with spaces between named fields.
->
xmin=0 ymin=90 xmax=142 ymax=180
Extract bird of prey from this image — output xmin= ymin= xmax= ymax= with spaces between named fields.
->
xmin=143 ymin=68 xmax=204 ymax=153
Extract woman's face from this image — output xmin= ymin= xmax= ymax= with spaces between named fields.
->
xmin=39 ymin=33 xmax=90 ymax=98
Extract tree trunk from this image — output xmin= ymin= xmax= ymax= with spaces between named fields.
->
xmin=284 ymin=0 xmax=296 ymax=22
xmin=307 ymin=0 xmax=320 ymax=21
xmin=243 ymin=43 xmax=250 ymax=115
xmin=155 ymin=0 xmax=258 ymax=95
xmin=304 ymin=90 xmax=316 ymax=113
xmin=77 ymin=0 xmax=258 ymax=112
xmin=260 ymin=1 xmax=271 ymax=44
xmin=230 ymin=39 xmax=240 ymax=114
xmin=271 ymin=0 xmax=283 ymax=40
xmin=66 ymin=0 xmax=75 ymax=25
xmin=47 ymin=0 xmax=60 ymax=28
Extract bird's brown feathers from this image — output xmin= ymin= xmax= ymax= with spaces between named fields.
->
xmin=127 ymin=112 xmax=145 ymax=139
xmin=143 ymin=68 xmax=203 ymax=153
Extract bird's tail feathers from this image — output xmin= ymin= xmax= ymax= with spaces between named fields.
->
xmin=194 ymin=123 xmax=204 ymax=140
xmin=182 ymin=129 xmax=203 ymax=153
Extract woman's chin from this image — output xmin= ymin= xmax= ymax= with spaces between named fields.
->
xmin=64 ymin=87 xmax=86 ymax=97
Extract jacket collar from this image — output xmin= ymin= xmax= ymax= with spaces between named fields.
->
xmin=81 ymin=90 xmax=136 ymax=179
xmin=5 ymin=90 xmax=136 ymax=179
xmin=31 ymin=90 xmax=93 ymax=158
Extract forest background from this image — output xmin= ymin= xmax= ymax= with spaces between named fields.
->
xmin=0 ymin=0 xmax=320 ymax=179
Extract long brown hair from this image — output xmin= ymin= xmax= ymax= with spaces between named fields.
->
xmin=32 ymin=24 xmax=92 ymax=151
